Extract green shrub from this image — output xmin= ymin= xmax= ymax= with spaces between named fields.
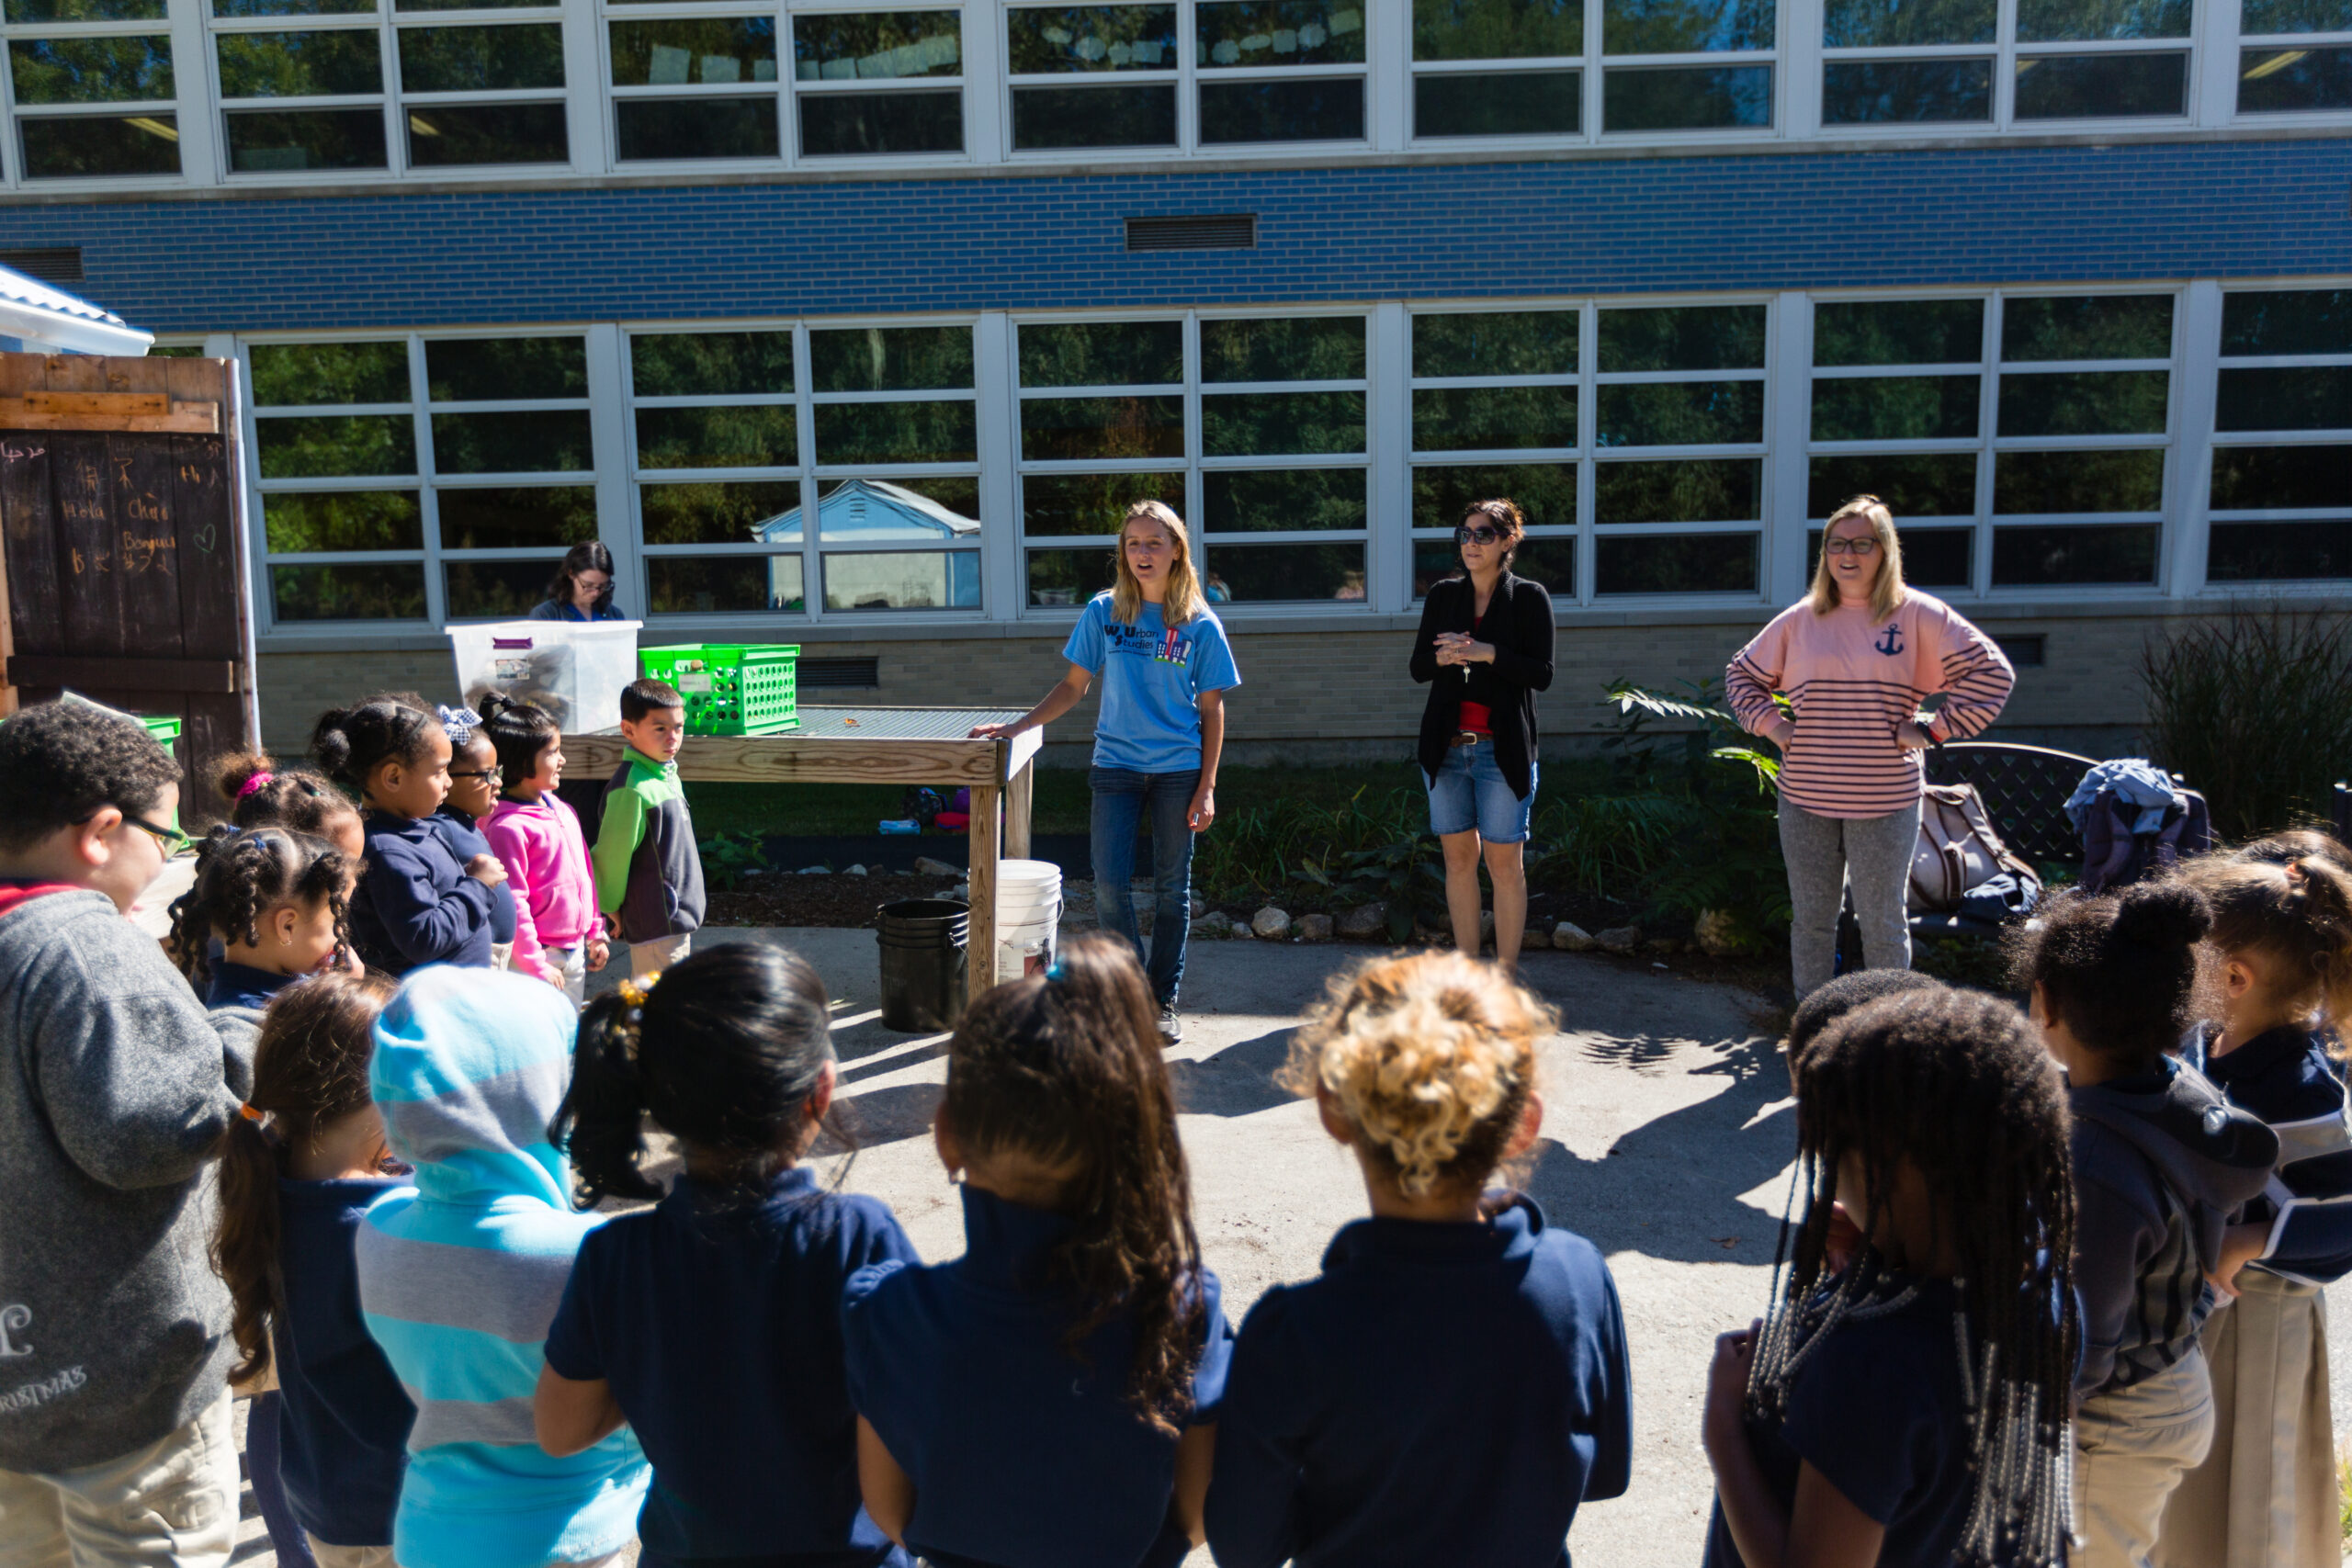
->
xmin=2140 ymin=605 xmax=2352 ymax=840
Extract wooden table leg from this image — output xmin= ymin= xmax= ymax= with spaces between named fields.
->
xmin=1005 ymin=758 xmax=1033 ymax=862
xmin=967 ymin=783 xmax=1001 ymax=1004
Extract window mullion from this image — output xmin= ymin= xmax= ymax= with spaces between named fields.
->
xmin=2166 ymin=280 xmax=2223 ymax=597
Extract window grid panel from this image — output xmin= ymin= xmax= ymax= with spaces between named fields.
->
xmin=2205 ymin=285 xmax=2352 ymax=583
xmin=1820 ymin=0 xmax=2195 ymax=134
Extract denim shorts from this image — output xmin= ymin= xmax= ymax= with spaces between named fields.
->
xmin=1424 ymin=737 xmax=1535 ymax=843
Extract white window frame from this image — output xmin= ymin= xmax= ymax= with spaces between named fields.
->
xmin=1000 ymin=0 xmax=1184 ymax=158
xmin=2200 ymin=278 xmax=2352 ymax=591
xmin=0 ymin=6 xmax=191 ymax=189
xmin=2229 ymin=0 xmax=2352 ymax=124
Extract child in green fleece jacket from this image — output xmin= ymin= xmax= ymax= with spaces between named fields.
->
xmin=0 ymin=700 xmax=253 ymax=1568
xmin=593 ymin=679 xmax=706 ymax=977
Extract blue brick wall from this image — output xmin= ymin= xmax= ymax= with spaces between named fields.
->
xmin=0 ymin=136 xmax=2342 ymax=332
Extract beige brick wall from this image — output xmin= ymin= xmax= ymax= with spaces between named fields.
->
xmin=255 ymin=609 xmax=2168 ymax=769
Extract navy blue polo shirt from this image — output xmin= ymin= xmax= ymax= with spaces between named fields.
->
xmin=840 ymin=1185 xmax=1233 ymax=1568
xmin=1204 ymin=1196 xmax=1632 ymax=1568
xmin=273 ymin=1177 xmax=416 ymax=1547
xmin=541 ymin=1168 xmax=916 ymax=1568
xmin=1702 ymin=1275 xmax=1975 ymax=1568
xmin=207 ymin=959 xmax=297 ymax=1011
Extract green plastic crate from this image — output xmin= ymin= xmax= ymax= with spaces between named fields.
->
xmin=639 ymin=644 xmax=800 ymax=736
xmin=138 ymin=713 xmax=183 ymax=754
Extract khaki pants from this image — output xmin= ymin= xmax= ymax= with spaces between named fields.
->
xmin=0 ymin=1393 xmax=240 ymax=1568
xmin=307 ymin=1542 xmax=396 ymax=1568
xmin=2154 ymin=1273 xmax=2335 ymax=1568
xmin=629 ymin=931 xmax=690 ymax=976
xmin=2076 ymin=1349 xmax=2217 ymax=1568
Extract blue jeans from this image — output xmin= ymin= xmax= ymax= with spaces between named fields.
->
xmin=1424 ymin=738 xmax=1535 ymax=844
xmin=1090 ymin=766 xmax=1198 ymax=1008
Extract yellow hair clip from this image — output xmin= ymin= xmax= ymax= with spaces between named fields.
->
xmin=616 ymin=972 xmax=662 ymax=1009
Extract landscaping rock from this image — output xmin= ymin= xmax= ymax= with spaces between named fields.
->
xmin=1298 ymin=912 xmax=1334 ymax=942
xmin=1190 ymin=894 xmax=1207 ymax=919
xmin=1336 ymin=901 xmax=1388 ymax=940
xmin=913 ymin=855 xmax=959 ymax=877
xmin=798 ymin=864 xmax=829 ymax=875
xmin=1693 ymin=909 xmax=1743 ymax=957
xmin=1191 ymin=910 xmax=1232 ymax=938
xmin=1595 ymin=925 xmax=1642 ymax=954
xmin=1479 ymin=909 xmax=1496 ymax=947
xmin=1553 ymin=921 xmax=1595 ymax=951
xmin=1413 ymin=920 xmax=1448 ymax=947
xmin=1251 ymin=907 xmax=1293 ymax=940
xmin=842 ymin=864 xmax=867 ymax=876
xmin=1644 ymin=936 xmax=1681 ymax=955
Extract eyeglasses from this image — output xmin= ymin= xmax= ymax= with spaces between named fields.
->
xmin=120 ymin=813 xmax=192 ymax=857
xmin=450 ymin=766 xmax=503 ymax=784
xmin=1823 ymin=537 xmax=1881 ymax=557
xmin=1456 ymin=525 xmax=1504 ymax=546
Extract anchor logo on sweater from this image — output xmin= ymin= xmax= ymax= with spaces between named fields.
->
xmin=1874 ymin=624 xmax=1905 ymax=657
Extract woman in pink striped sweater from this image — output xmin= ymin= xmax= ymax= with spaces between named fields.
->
xmin=477 ymin=694 xmax=607 ymax=1002
xmin=1725 ymin=496 xmax=2015 ymax=998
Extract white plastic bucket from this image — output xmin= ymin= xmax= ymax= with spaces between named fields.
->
xmin=447 ymin=619 xmax=643 ymax=736
xmin=995 ymin=859 xmax=1063 ymax=985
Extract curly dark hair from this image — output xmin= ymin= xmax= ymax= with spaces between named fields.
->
xmin=1753 ymin=986 xmax=2078 ymax=1568
xmin=212 ymin=750 xmax=363 ymax=840
xmin=2006 ymin=881 xmax=2214 ymax=1072
xmin=944 ymin=932 xmax=1205 ymax=1433
xmin=1785 ymin=967 xmax=1943 ymax=1072
xmin=310 ymin=699 xmax=442 ymax=795
xmin=166 ymin=827 xmax=354 ymax=988
xmin=213 ymin=970 xmax=396 ymax=1381
xmin=2178 ymin=842 xmax=2352 ymax=1041
xmin=0 ymin=698 xmax=180 ymax=852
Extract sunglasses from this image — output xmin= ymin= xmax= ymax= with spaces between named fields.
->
xmin=1456 ymin=525 xmax=1505 ymax=546
xmin=120 ymin=813 xmax=192 ymax=857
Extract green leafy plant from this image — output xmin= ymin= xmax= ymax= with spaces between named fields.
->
xmin=698 ymin=829 xmax=770 ymax=890
xmin=2140 ymin=605 xmax=2352 ymax=840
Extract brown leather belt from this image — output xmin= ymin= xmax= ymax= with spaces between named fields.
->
xmin=1451 ymin=731 xmax=1484 ymax=749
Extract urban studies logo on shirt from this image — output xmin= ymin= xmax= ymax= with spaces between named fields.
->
xmin=1107 ymin=621 xmax=1193 ymax=666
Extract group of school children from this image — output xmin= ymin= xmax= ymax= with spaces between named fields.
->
xmin=2 ymin=684 xmax=2350 ymax=1568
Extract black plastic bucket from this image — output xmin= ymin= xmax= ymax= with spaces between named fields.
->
xmin=876 ymin=898 xmax=968 ymax=1032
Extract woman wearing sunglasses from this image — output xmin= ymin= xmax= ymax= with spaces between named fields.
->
xmin=1724 ymin=494 xmax=2015 ymax=998
xmin=1408 ymin=498 xmax=1555 ymax=973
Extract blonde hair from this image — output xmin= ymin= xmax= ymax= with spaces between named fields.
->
xmin=1809 ymin=494 xmax=1907 ymax=621
xmin=1111 ymin=500 xmax=1206 ymax=627
xmin=1282 ymin=951 xmax=1550 ymax=1198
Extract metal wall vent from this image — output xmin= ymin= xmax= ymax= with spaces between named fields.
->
xmin=800 ymin=656 xmax=881 ymax=689
xmin=0 ymin=248 xmax=85 ymax=287
xmin=1125 ymin=215 xmax=1256 ymax=252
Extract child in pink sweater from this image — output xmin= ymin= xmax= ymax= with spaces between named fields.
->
xmin=477 ymin=694 xmax=605 ymax=1001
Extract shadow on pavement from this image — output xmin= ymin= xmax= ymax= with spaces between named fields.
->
xmin=1170 ymin=1026 xmax=1300 ymax=1117
xmin=1525 ymin=1034 xmax=1797 ymax=1266
xmin=838 ymin=1081 xmax=945 ymax=1146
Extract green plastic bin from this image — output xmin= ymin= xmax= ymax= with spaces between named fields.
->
xmin=639 ymin=644 xmax=800 ymax=736
xmin=137 ymin=714 xmax=185 ymax=835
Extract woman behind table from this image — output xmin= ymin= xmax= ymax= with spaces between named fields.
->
xmin=1409 ymin=499 xmax=1555 ymax=973
xmin=530 ymin=542 xmax=627 ymax=623
xmin=1725 ymin=495 xmax=2014 ymax=999
xmin=971 ymin=502 xmax=1240 ymax=1045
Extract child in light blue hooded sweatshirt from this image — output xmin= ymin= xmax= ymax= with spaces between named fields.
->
xmin=356 ymin=966 xmax=650 ymax=1568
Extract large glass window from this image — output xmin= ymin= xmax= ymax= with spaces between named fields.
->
xmin=1411 ymin=0 xmax=1582 ymax=137
xmin=807 ymin=322 xmax=979 ymax=608
xmin=1015 ymin=312 xmax=1369 ymax=606
xmin=2207 ymin=288 xmax=2352 ymax=581
xmin=1807 ymin=290 xmax=2175 ymax=592
xmin=6 ymin=7 xmax=178 ymax=177
xmin=608 ymin=13 xmax=782 ymax=163
xmin=793 ymin=10 xmax=963 ymax=155
xmin=1823 ymin=0 xmax=2189 ymax=126
xmin=250 ymin=334 xmax=601 ymax=623
xmin=1409 ymin=309 xmax=1579 ymax=595
xmin=1603 ymin=0 xmax=1776 ymax=131
xmin=1195 ymin=0 xmax=1364 ymax=142
xmin=1006 ymin=3 xmax=1176 ymax=150
xmin=2238 ymin=0 xmax=2352 ymax=112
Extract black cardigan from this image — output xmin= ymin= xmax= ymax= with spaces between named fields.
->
xmin=1409 ymin=571 xmax=1556 ymax=800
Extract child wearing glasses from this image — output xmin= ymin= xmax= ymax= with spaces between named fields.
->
xmin=432 ymin=705 xmax=519 ymax=971
xmin=0 ymin=699 xmax=255 ymax=1568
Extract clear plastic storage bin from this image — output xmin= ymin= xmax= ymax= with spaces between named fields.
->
xmin=447 ymin=620 xmax=643 ymax=735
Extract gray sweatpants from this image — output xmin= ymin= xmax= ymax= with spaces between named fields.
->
xmin=1778 ymin=793 xmax=1921 ymax=998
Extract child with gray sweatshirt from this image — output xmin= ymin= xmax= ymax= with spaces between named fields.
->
xmin=0 ymin=700 xmax=255 ymax=1568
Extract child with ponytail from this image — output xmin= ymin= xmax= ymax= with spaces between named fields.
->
xmin=216 ymin=751 xmax=366 ymax=860
xmin=1705 ymin=986 xmax=2080 ymax=1568
xmin=479 ymin=694 xmax=605 ymax=1002
xmin=2011 ymin=882 xmax=2278 ymax=1568
xmin=166 ymin=826 xmax=356 ymax=1018
xmin=311 ymin=699 xmax=505 ymax=975
xmin=842 ymin=932 xmax=1231 ymax=1568
xmin=1207 ymin=950 xmax=1632 ymax=1568
xmin=2156 ymin=838 xmax=2352 ymax=1568
xmin=535 ymin=944 xmax=916 ymax=1568
xmin=212 ymin=971 xmax=414 ymax=1568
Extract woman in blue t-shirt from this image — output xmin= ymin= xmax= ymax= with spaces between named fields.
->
xmin=535 ymin=944 xmax=917 ymax=1568
xmin=972 ymin=501 xmax=1241 ymax=1043
xmin=842 ymin=933 xmax=1232 ymax=1568
xmin=1703 ymin=986 xmax=2078 ymax=1568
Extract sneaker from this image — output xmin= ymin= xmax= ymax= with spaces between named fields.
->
xmin=1158 ymin=1004 xmax=1183 ymax=1046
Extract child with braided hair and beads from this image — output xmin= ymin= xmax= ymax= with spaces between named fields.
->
xmin=1704 ymin=985 xmax=2081 ymax=1568
xmin=1206 ymin=950 xmax=1632 ymax=1568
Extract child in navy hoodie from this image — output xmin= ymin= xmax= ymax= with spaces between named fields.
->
xmin=2013 ymin=882 xmax=2278 ymax=1568
xmin=843 ymin=933 xmax=1231 ymax=1568
xmin=536 ymin=943 xmax=917 ymax=1568
xmin=429 ymin=705 xmax=518 ymax=970
xmin=311 ymin=698 xmax=506 ymax=975
xmin=1206 ymin=950 xmax=1632 ymax=1568
xmin=212 ymin=971 xmax=415 ymax=1568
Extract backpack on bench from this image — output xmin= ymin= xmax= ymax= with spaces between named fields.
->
xmin=1911 ymin=783 xmax=2042 ymax=919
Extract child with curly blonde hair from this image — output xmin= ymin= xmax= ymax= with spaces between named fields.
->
xmin=1205 ymin=950 xmax=1632 ymax=1568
